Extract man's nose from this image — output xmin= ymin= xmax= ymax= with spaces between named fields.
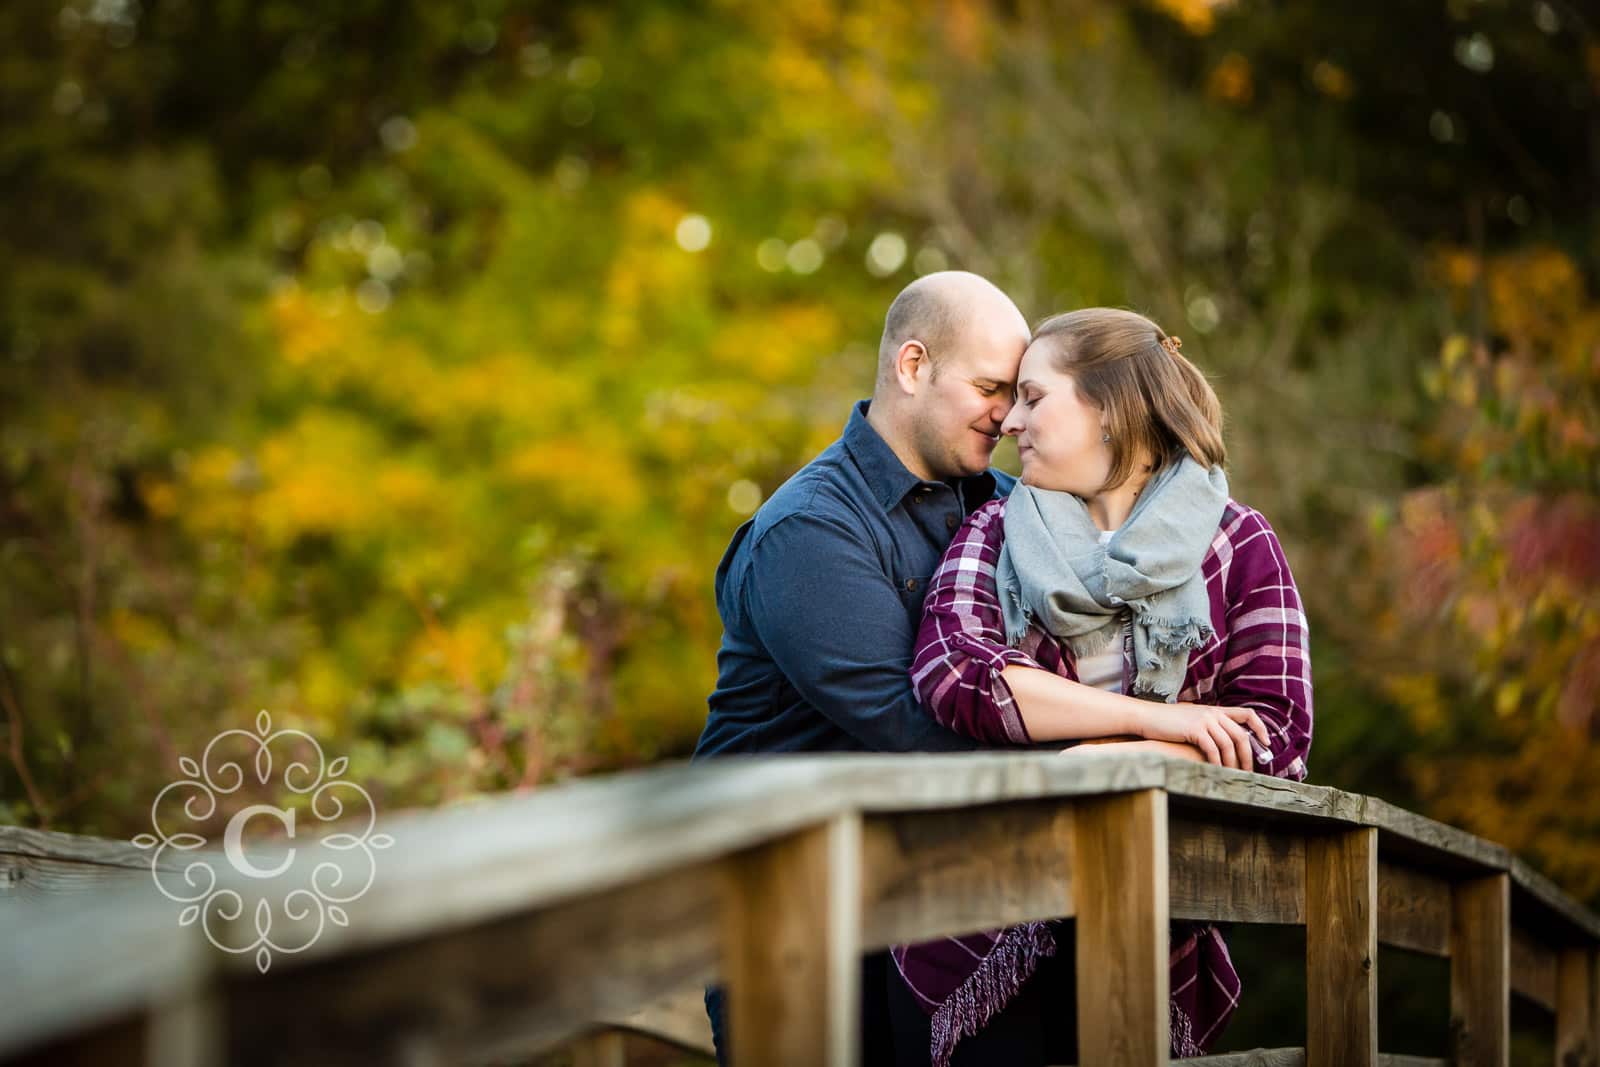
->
xmin=990 ymin=393 xmax=1015 ymax=427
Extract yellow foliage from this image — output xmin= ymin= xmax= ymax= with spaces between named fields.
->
xmin=299 ymin=652 xmax=355 ymax=724
xmin=138 ymin=475 xmax=179 ymax=518
xmin=1310 ymin=60 xmax=1353 ymax=99
xmin=502 ymin=436 xmax=646 ymax=517
xmin=107 ymin=607 xmax=169 ymax=654
xmin=1206 ymin=53 xmax=1253 ymax=105
xmin=1153 ymin=0 xmax=1231 ymax=36
xmin=771 ymin=38 xmax=836 ymax=97
xmin=1385 ymin=672 xmax=1443 ymax=733
xmin=599 ymin=190 xmax=711 ymax=353
xmin=1486 ymin=246 xmax=1581 ymax=349
xmin=255 ymin=410 xmax=388 ymax=544
xmin=709 ymin=304 xmax=841 ymax=383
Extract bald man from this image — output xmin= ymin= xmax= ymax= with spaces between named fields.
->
xmin=693 ymin=272 xmax=1030 ymax=1063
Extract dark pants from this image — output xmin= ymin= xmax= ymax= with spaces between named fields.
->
xmin=886 ymin=922 xmax=1079 ymax=1067
xmin=704 ymin=949 xmax=897 ymax=1066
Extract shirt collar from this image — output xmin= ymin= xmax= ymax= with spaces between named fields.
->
xmin=842 ymin=399 xmax=998 ymax=512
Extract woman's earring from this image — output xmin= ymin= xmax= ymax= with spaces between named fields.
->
xmin=1101 ymin=432 xmax=1111 ymax=443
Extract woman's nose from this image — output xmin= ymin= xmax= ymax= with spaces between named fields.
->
xmin=1001 ymin=403 xmax=1024 ymax=436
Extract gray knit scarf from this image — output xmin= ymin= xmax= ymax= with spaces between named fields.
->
xmin=995 ymin=457 xmax=1229 ymax=701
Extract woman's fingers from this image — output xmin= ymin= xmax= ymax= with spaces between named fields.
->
xmin=1228 ymin=706 xmax=1272 ymax=747
xmin=1220 ymin=715 xmax=1253 ymax=770
xmin=1191 ymin=725 xmax=1222 ymax=767
xmin=1203 ymin=720 xmax=1237 ymax=768
xmin=1203 ymin=716 xmax=1235 ymax=767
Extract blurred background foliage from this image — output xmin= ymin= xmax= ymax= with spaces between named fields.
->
xmin=1 ymin=0 xmax=1596 ymax=948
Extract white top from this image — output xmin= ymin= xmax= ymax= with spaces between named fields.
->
xmin=1074 ymin=529 xmax=1125 ymax=693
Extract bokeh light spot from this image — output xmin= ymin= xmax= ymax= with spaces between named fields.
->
xmin=756 ymin=238 xmax=787 ymax=272
xmin=727 ymin=480 xmax=763 ymax=515
xmin=786 ymin=238 xmax=824 ymax=274
xmin=675 ymin=214 xmax=712 ymax=252
xmin=866 ymin=232 xmax=907 ymax=277
xmin=380 ymin=116 xmax=417 ymax=153
xmin=356 ymin=280 xmax=392 ymax=314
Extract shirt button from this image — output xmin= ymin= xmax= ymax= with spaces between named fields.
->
xmin=904 ymin=578 xmax=918 ymax=591
xmin=946 ymin=515 xmax=959 ymax=530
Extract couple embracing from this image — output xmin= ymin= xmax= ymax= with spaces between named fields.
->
xmin=693 ymin=272 xmax=1314 ymax=1065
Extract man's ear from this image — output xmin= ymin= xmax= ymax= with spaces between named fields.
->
xmin=891 ymin=340 xmax=930 ymax=395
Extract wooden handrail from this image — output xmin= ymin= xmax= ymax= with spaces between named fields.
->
xmin=2 ymin=750 xmax=1597 ymax=1065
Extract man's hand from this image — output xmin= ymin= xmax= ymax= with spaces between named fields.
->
xmin=1060 ymin=738 xmax=1207 ymax=762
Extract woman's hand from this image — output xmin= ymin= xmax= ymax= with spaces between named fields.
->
xmin=1131 ymin=703 xmax=1271 ymax=770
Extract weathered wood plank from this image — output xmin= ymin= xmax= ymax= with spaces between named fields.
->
xmin=1174 ymin=1049 xmax=1304 ymax=1066
xmin=218 ymin=856 xmax=724 ymax=1066
xmin=721 ymin=814 xmax=861 ymax=1067
xmin=1511 ymin=858 xmax=1600 ymax=944
xmin=859 ymin=801 xmax=1073 ymax=950
xmin=0 ymin=884 xmax=217 ymax=1061
xmin=5 ymin=750 xmax=1600 ymax=1067
xmin=1074 ymin=789 xmax=1168 ymax=1065
xmin=598 ymin=987 xmax=716 ymax=1057
xmin=570 ymin=1031 xmax=626 ymax=1067
xmin=1168 ymin=1053 xmax=1443 ymax=1067
xmin=1168 ymin=818 xmax=1303 ymax=925
xmin=1377 ymin=860 xmax=1451 ymax=957
xmin=1510 ymin=925 xmax=1557 ymax=1011
xmin=110 ymin=752 xmax=1594 ymax=973
xmin=0 ymin=853 xmax=149 ymax=903
xmin=0 ymin=825 xmax=198 ymax=905
xmin=0 ymin=826 xmax=157 ymax=869
xmin=1556 ymin=948 xmax=1597 ymax=1067
xmin=244 ymin=753 xmax=1164 ymax=965
xmin=1306 ymin=828 xmax=1378 ymax=1067
xmin=1451 ymin=873 xmax=1510 ymax=1067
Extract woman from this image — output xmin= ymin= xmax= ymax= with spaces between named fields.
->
xmin=889 ymin=308 xmax=1313 ymax=1066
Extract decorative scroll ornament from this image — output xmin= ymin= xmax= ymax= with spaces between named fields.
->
xmin=131 ymin=710 xmax=394 ymax=973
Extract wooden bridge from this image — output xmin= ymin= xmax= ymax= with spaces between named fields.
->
xmin=2 ymin=750 xmax=1598 ymax=1065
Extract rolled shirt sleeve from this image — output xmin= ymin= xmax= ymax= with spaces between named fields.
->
xmin=1214 ymin=509 xmax=1314 ymax=781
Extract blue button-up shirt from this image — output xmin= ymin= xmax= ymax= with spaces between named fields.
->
xmin=693 ymin=400 xmax=1015 ymax=757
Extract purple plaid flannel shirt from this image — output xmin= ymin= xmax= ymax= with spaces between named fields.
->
xmin=893 ymin=495 xmax=1314 ymax=1063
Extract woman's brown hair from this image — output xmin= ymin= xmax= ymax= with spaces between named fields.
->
xmin=1029 ymin=308 xmax=1226 ymax=494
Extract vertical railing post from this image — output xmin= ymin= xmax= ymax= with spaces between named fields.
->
xmin=1557 ymin=947 xmax=1597 ymax=1067
xmin=571 ymin=1031 xmax=626 ymax=1067
xmin=1073 ymin=788 xmax=1169 ymax=1065
xmin=1306 ymin=827 xmax=1378 ymax=1067
xmin=1450 ymin=873 xmax=1510 ymax=1067
xmin=721 ymin=812 xmax=862 ymax=1067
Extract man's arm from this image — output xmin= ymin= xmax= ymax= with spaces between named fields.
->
xmin=742 ymin=511 xmax=981 ymax=753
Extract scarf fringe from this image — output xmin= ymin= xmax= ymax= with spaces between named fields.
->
xmin=927 ymin=922 xmax=1057 ymax=1067
xmin=1138 ymin=615 xmax=1214 ymax=656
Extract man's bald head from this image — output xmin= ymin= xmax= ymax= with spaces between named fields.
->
xmin=866 ymin=271 xmax=1029 ymax=482
xmin=876 ymin=271 xmax=1027 ymax=385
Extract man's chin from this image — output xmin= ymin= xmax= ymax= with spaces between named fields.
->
xmin=956 ymin=450 xmax=996 ymax=478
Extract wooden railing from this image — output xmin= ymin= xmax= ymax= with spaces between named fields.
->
xmin=3 ymin=750 xmax=1598 ymax=1065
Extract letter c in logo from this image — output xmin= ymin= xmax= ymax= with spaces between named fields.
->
xmin=223 ymin=804 xmax=297 ymax=879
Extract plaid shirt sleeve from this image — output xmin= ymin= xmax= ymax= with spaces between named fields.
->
xmin=1215 ymin=508 xmax=1314 ymax=781
xmin=909 ymin=498 xmax=1041 ymax=745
